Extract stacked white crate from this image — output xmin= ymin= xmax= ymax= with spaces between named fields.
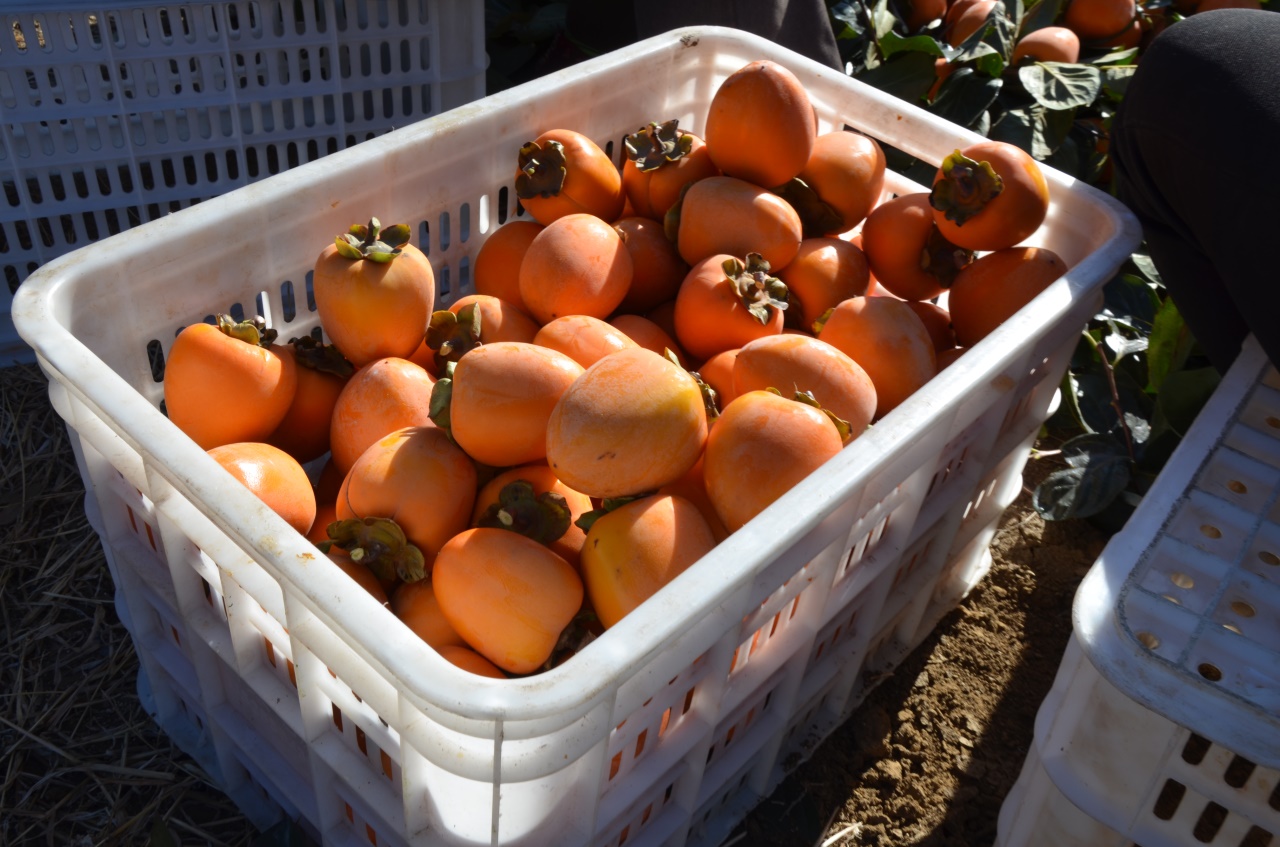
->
xmin=0 ymin=0 xmax=487 ymax=361
xmin=998 ymin=335 xmax=1280 ymax=847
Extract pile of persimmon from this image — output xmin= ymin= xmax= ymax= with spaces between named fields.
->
xmin=160 ymin=57 xmax=1069 ymax=680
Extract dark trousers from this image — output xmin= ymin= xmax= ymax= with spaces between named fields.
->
xmin=1111 ymin=9 xmax=1280 ymax=372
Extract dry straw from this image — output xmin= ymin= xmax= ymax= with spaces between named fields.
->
xmin=0 ymin=363 xmax=258 ymax=845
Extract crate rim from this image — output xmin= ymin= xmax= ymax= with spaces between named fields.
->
xmin=12 ymin=25 xmax=1143 ymax=726
xmin=1072 ymin=335 xmax=1280 ymax=767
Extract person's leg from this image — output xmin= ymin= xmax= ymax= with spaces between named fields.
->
xmin=1110 ymin=10 xmax=1280 ymax=371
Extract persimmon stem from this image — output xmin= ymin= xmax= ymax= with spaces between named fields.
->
xmin=1081 ymin=330 xmax=1135 ymax=461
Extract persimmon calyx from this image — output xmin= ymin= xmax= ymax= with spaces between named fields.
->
xmin=428 ymin=361 xmax=455 ymax=438
xmin=918 ymin=225 xmax=975 ymax=287
xmin=768 ymin=387 xmax=854 ymax=445
xmin=724 ymin=253 xmax=789 ymax=325
xmin=540 ymin=608 xmax=599 ymax=673
xmin=426 ymin=304 xmax=482 ymax=366
xmin=772 ymin=177 xmax=846 ymax=238
xmin=811 ymin=306 xmax=836 ymax=336
xmin=666 ymin=349 xmax=720 ymax=422
xmin=475 ymin=480 xmax=571 ymax=545
xmin=216 ymin=313 xmax=277 ymax=347
xmin=930 ymin=150 xmax=1004 ymax=227
xmin=289 ymin=335 xmax=355 ymax=377
xmin=334 ymin=217 xmax=412 ymax=263
xmin=574 ymin=492 xmax=656 ymax=534
xmin=516 ymin=139 xmax=568 ymax=200
xmin=625 ymin=119 xmax=694 ymax=172
xmin=325 ymin=517 xmax=426 ymax=583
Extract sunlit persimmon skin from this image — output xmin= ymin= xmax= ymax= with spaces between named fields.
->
xmin=328 ymin=548 xmax=390 ymax=606
xmin=268 ymin=344 xmax=350 ymax=465
xmin=861 ymin=193 xmax=972 ymax=303
xmin=448 ymin=294 xmax=539 ymax=344
xmin=533 ymin=314 xmax=638 ymax=370
xmin=392 ymin=579 xmax=465 ymax=650
xmin=336 ymin=426 xmax=476 ymax=569
xmin=798 ymin=131 xmax=886 ymax=234
xmin=581 ymin=494 xmax=717 ymax=629
xmin=165 ymin=321 xmax=297 ymax=450
xmin=656 ymin=456 xmax=731 ymax=543
xmin=437 ymin=645 xmax=508 ymax=678
xmin=931 ymin=141 xmax=1050 ymax=252
xmin=449 ymin=342 xmax=584 ymax=467
xmin=674 ymin=254 xmax=786 ymax=363
xmin=328 ymin=357 xmax=435 ymax=474
xmin=732 ymin=334 xmax=877 ymax=438
xmin=777 ymin=237 xmax=872 ymax=331
xmin=945 ymin=0 xmax=987 ymax=29
xmin=695 ymin=348 xmax=741 ymax=411
xmin=516 ymin=129 xmax=624 ymax=226
xmin=1012 ymin=26 xmax=1081 ymax=64
xmin=519 ymin=213 xmax=634 ymax=324
xmin=703 ymin=390 xmax=845 ymax=533
xmin=208 ymin=441 xmax=316 ymax=535
xmin=622 ymin=132 xmax=719 ymax=221
xmin=473 ymin=220 xmax=543 ymax=312
xmin=546 ymin=347 xmax=708 ymax=500
xmin=946 ymin=247 xmax=1067 ymax=347
xmin=905 ymin=0 xmax=947 ymax=30
xmin=609 ymin=314 xmax=688 ymax=367
xmin=312 ymin=235 xmax=435 ymax=368
xmin=945 ymin=0 xmax=997 ymax=46
xmin=1062 ymin=0 xmax=1136 ymax=42
xmin=704 ymin=60 xmax=816 ymax=190
xmin=904 ymin=300 xmax=957 ymax=353
xmin=817 ymin=297 xmax=937 ymax=420
xmin=613 ymin=216 xmax=689 ymax=314
xmin=676 ymin=176 xmax=803 ymax=272
xmin=432 ymin=528 xmax=583 ymax=675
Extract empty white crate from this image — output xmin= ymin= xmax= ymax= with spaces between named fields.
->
xmin=0 ymin=0 xmax=487 ymax=361
xmin=998 ymin=335 xmax=1280 ymax=847
xmin=13 ymin=26 xmax=1140 ymax=847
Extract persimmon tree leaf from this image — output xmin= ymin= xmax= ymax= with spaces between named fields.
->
xmin=869 ymin=0 xmax=898 ymax=38
xmin=1147 ymin=296 xmax=1192 ymax=394
xmin=1033 ymin=451 xmax=1132 ymax=520
xmin=990 ymin=104 xmax=1072 ymax=160
xmin=1101 ymin=65 xmax=1138 ymax=99
xmin=856 ymin=50 xmax=939 ymax=101
xmin=929 ymin=69 xmax=1002 ymax=129
xmin=1151 ymin=366 xmax=1220 ymax=440
xmin=1070 ymin=369 xmax=1151 ymax=438
xmin=879 ymin=30 xmax=948 ymax=58
xmin=1018 ymin=62 xmax=1101 ymax=110
xmin=1060 ymin=431 xmax=1127 ymax=465
xmin=1019 ymin=0 xmax=1063 ymax=35
xmin=1101 ymin=272 xmax=1159 ymax=328
xmin=1089 ymin=47 xmax=1138 ymax=66
xmin=1130 ymin=253 xmax=1162 ymax=285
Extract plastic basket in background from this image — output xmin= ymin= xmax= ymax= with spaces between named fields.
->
xmin=13 ymin=26 xmax=1141 ymax=847
xmin=0 ymin=0 xmax=486 ymax=362
xmin=997 ymin=335 xmax=1280 ymax=847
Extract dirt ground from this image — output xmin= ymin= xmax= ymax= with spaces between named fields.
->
xmin=1 ymin=359 xmax=1109 ymax=846
xmin=730 ymin=457 xmax=1111 ymax=847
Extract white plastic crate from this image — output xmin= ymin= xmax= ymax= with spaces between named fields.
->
xmin=13 ymin=26 xmax=1140 ymax=847
xmin=0 ymin=0 xmax=487 ymax=362
xmin=997 ymin=335 xmax=1280 ymax=847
